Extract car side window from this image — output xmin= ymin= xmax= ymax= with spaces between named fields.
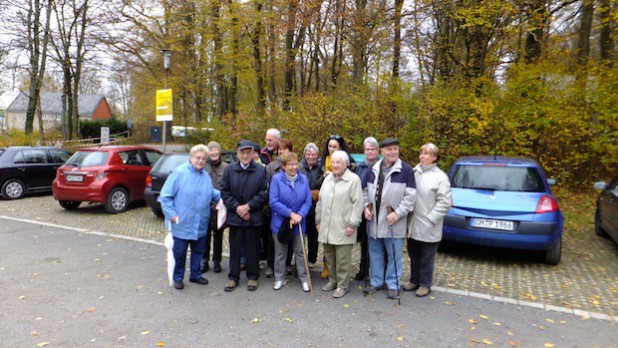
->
xmin=119 ymin=150 xmax=144 ymax=166
xmin=143 ymin=150 xmax=162 ymax=166
xmin=17 ymin=149 xmax=48 ymax=164
xmin=49 ymin=150 xmax=72 ymax=164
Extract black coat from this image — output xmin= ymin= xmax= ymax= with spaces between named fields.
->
xmin=221 ymin=160 xmax=269 ymax=227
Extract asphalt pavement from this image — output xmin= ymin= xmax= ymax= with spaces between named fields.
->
xmin=1 ymin=216 xmax=617 ymax=347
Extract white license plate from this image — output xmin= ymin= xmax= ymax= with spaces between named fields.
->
xmin=471 ymin=218 xmax=514 ymax=231
xmin=66 ymin=174 xmax=83 ymax=182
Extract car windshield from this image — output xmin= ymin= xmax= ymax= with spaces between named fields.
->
xmin=451 ymin=165 xmax=545 ymax=192
xmin=153 ymin=154 xmax=189 ymax=173
xmin=66 ymin=151 xmax=109 ymax=167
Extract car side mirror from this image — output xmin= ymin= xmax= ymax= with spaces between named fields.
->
xmin=593 ymin=181 xmax=607 ymax=190
xmin=546 ymin=178 xmax=557 ymax=186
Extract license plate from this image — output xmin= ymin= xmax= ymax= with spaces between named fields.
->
xmin=471 ymin=218 xmax=514 ymax=231
xmin=66 ymin=174 xmax=83 ymax=182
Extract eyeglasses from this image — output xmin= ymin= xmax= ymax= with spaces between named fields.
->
xmin=329 ymin=135 xmax=342 ymax=140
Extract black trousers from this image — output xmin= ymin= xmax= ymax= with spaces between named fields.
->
xmin=306 ymin=210 xmax=319 ymax=264
xmin=228 ymin=226 xmax=261 ymax=281
xmin=204 ymin=211 xmax=224 ymax=262
xmin=356 ymin=218 xmax=369 ymax=275
xmin=407 ymin=238 xmax=439 ymax=287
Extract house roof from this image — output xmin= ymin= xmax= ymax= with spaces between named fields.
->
xmin=1 ymin=92 xmax=106 ymax=117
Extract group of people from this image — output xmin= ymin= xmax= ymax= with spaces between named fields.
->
xmin=159 ymin=129 xmax=452 ymax=300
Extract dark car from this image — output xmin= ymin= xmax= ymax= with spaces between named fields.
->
xmin=0 ymin=146 xmax=72 ymax=199
xmin=594 ymin=177 xmax=618 ymax=245
xmin=442 ymin=156 xmax=564 ymax=265
xmin=144 ymin=153 xmax=190 ymax=217
xmin=52 ymin=145 xmax=162 ymax=213
xmin=144 ymin=149 xmax=238 ymax=217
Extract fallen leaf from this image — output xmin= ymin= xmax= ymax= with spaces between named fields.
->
xmin=35 ymin=317 xmax=43 ymax=321
xmin=479 ymin=315 xmax=489 ymax=320
xmin=156 ymin=342 xmax=165 ymax=347
xmin=282 ymin=317 xmax=294 ymax=323
xmin=544 ymin=344 xmax=554 ymax=348
xmin=508 ymin=339 xmax=522 ymax=347
xmin=492 ymin=322 xmax=502 ymax=326
xmin=30 ymin=330 xmax=39 ymax=336
xmin=141 ymin=331 xmax=150 ymax=335
xmin=482 ymin=339 xmax=494 ymax=345
xmin=85 ymin=307 xmax=96 ymax=313
xmin=117 ymin=335 xmax=127 ymax=340
xmin=343 ymin=304 xmax=350 ymax=308
xmin=37 ymin=343 xmax=50 ymax=347
xmin=545 ymin=318 xmax=554 ymax=323
xmin=19 ymin=295 xmax=26 ymax=300
xmin=395 ymin=337 xmax=403 ymax=341
xmin=507 ymin=331 xmax=514 ymax=336
xmin=468 ymin=319 xmax=478 ymax=324
xmin=251 ymin=317 xmax=260 ymax=323
xmin=443 ymin=301 xmax=455 ymax=306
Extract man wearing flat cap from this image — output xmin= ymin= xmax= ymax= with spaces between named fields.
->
xmin=362 ymin=137 xmax=417 ymax=299
xmin=220 ymin=139 xmax=269 ymax=292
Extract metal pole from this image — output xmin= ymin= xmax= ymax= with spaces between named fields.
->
xmin=163 ymin=68 xmax=167 ymax=154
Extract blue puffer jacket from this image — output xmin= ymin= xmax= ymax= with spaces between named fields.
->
xmin=159 ymin=161 xmax=221 ymax=240
xmin=269 ymin=171 xmax=312 ymax=236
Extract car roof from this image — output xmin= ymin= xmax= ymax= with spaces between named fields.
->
xmin=76 ymin=145 xmax=160 ymax=152
xmin=454 ymin=156 xmax=540 ymax=166
xmin=0 ymin=146 xmax=67 ymax=150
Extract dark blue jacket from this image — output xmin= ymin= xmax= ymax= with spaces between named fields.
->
xmin=269 ymin=171 xmax=312 ymax=236
xmin=221 ymin=160 xmax=269 ymax=227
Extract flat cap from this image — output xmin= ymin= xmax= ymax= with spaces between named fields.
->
xmin=379 ymin=137 xmax=399 ymax=148
xmin=237 ymin=139 xmax=254 ymax=151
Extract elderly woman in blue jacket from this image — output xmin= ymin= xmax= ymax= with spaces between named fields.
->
xmin=269 ymin=152 xmax=313 ymax=292
xmin=159 ymin=144 xmax=221 ymax=290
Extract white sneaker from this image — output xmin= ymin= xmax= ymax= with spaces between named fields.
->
xmin=273 ymin=279 xmax=288 ymax=290
xmin=302 ymin=282 xmax=310 ymax=292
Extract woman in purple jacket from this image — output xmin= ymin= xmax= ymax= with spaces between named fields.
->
xmin=269 ymin=152 xmax=313 ymax=292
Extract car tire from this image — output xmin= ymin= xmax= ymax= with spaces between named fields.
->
xmin=594 ymin=209 xmax=608 ymax=237
xmin=544 ymin=238 xmax=562 ymax=265
xmin=59 ymin=200 xmax=81 ymax=210
xmin=151 ymin=206 xmax=164 ymax=218
xmin=1 ymin=179 xmax=26 ymax=200
xmin=105 ymin=187 xmax=129 ymax=214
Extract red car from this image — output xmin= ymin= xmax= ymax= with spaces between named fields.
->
xmin=52 ymin=145 xmax=162 ymax=213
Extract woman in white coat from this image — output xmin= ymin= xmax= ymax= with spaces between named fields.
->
xmin=405 ymin=143 xmax=451 ymax=297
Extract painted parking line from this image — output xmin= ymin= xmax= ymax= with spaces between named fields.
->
xmin=2 ymin=215 xmax=617 ymax=323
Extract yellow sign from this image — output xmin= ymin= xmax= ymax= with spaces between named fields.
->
xmin=156 ymin=89 xmax=173 ymax=121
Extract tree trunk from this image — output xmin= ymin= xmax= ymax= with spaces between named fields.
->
xmin=25 ymin=0 xmax=51 ymax=135
xmin=524 ymin=0 xmax=548 ymax=64
xmin=598 ymin=0 xmax=614 ymax=64
xmin=577 ymin=0 xmax=594 ymax=65
xmin=392 ymin=0 xmax=404 ymax=79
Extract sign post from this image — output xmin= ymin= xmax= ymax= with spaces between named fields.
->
xmin=156 ymin=89 xmax=173 ymax=152
xmin=100 ymin=127 xmax=110 ymax=144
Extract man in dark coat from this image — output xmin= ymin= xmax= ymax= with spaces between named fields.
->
xmin=221 ymin=140 xmax=269 ymax=292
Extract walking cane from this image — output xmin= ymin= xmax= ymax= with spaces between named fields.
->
xmin=364 ymin=203 xmax=373 ymax=295
xmin=386 ymin=206 xmax=401 ymax=305
xmin=296 ymin=221 xmax=314 ymax=296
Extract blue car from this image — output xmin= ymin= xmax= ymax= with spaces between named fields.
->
xmin=442 ymin=156 xmax=564 ymax=265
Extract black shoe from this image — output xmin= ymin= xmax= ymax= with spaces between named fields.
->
xmin=363 ymin=285 xmax=378 ymax=294
xmin=174 ymin=281 xmax=184 ymax=290
xmin=213 ymin=261 xmax=222 ymax=273
xmin=354 ymin=271 xmax=366 ymax=281
xmin=189 ymin=277 xmax=209 ymax=285
xmin=200 ymin=259 xmax=209 ymax=273
xmin=387 ymin=289 xmax=400 ymax=299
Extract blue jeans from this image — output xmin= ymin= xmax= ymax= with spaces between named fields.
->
xmin=368 ymin=237 xmax=404 ymax=290
xmin=173 ymin=234 xmax=207 ymax=282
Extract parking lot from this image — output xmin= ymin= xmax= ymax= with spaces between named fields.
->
xmin=2 ymin=194 xmax=618 ymax=317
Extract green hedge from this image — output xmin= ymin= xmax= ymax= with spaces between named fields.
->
xmin=80 ymin=118 xmax=128 ymax=139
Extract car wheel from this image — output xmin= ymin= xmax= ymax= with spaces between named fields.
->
xmin=59 ymin=200 xmax=81 ymax=210
xmin=594 ymin=209 xmax=608 ymax=237
xmin=1 ymin=179 xmax=26 ymax=200
xmin=544 ymin=238 xmax=562 ymax=265
xmin=105 ymin=187 xmax=129 ymax=214
xmin=151 ymin=206 xmax=164 ymax=218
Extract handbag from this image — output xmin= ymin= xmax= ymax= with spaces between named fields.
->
xmin=278 ymin=217 xmax=294 ymax=244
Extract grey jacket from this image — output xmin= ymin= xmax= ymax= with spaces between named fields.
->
xmin=408 ymin=163 xmax=451 ymax=242
xmin=363 ymin=158 xmax=417 ymax=238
